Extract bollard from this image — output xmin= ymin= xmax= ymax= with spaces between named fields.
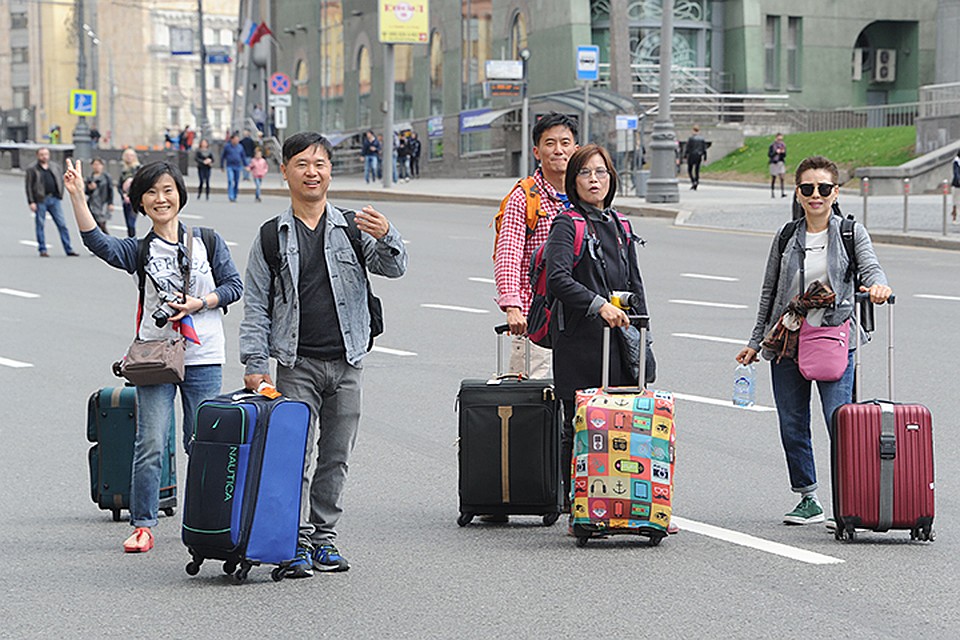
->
xmin=943 ymin=179 xmax=951 ymax=236
xmin=902 ymin=178 xmax=910 ymax=233
xmin=861 ymin=176 xmax=870 ymax=228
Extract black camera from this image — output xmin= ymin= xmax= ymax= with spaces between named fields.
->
xmin=152 ymin=289 xmax=180 ymax=328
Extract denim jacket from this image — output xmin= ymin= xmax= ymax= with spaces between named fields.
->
xmin=239 ymin=203 xmax=407 ymax=372
xmin=748 ymin=215 xmax=888 ymax=358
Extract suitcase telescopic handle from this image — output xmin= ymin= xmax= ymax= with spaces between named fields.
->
xmin=602 ymin=315 xmax=649 ymax=391
xmin=853 ymin=292 xmax=895 ymax=402
xmin=494 ymin=324 xmax=530 ymax=379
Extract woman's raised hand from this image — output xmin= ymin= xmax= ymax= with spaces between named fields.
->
xmin=63 ymin=158 xmax=85 ymax=196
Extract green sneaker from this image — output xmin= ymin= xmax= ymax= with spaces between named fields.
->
xmin=783 ymin=497 xmax=825 ymax=525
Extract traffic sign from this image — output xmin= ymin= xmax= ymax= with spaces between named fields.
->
xmin=274 ymin=106 xmax=287 ymax=130
xmin=270 ymin=72 xmax=291 ymax=95
xmin=576 ymin=45 xmax=600 ymax=82
xmin=69 ymin=90 xmax=97 ymax=117
xmin=268 ymin=94 xmax=292 ymax=107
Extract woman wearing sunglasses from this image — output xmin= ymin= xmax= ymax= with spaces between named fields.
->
xmin=736 ymin=155 xmax=892 ymax=527
xmin=543 ymin=144 xmax=653 ymax=508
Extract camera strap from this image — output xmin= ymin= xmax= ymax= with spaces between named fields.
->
xmin=133 ymin=225 xmax=192 ymax=339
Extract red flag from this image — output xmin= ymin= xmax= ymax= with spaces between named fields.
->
xmin=248 ymin=22 xmax=272 ymax=46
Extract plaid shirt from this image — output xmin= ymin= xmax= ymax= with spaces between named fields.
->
xmin=494 ymin=169 xmax=568 ymax=315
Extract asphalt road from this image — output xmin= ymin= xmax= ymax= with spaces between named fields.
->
xmin=1 ymin=172 xmax=958 ymax=639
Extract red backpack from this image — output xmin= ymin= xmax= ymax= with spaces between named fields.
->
xmin=526 ymin=210 xmax=632 ymax=348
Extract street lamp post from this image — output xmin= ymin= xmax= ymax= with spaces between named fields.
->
xmin=519 ymin=47 xmax=531 ymax=179
xmin=645 ymin=0 xmax=679 ymax=203
xmin=197 ymin=0 xmax=211 ymax=142
xmin=72 ymin=0 xmax=92 ymax=160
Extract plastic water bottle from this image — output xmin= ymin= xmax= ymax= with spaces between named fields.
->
xmin=732 ymin=363 xmax=756 ymax=407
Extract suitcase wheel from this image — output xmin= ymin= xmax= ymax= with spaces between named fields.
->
xmin=542 ymin=513 xmax=560 ymax=526
xmin=457 ymin=513 xmax=474 ymax=527
xmin=576 ymin=536 xmax=589 ymax=548
xmin=270 ymin=567 xmax=284 ymax=582
xmin=911 ymin=527 xmax=936 ymax=542
xmin=235 ymin=563 xmax=251 ymax=583
xmin=162 ymin=507 xmax=176 ymax=517
xmin=223 ymin=561 xmax=237 ymax=575
xmin=185 ymin=561 xmax=201 ymax=576
xmin=111 ymin=509 xmax=121 ymax=522
xmin=648 ymin=533 xmax=663 ymax=547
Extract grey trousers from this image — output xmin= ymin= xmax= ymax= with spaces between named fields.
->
xmin=277 ymin=356 xmax=363 ymax=546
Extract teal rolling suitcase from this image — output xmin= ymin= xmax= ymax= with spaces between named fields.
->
xmin=87 ymin=386 xmax=177 ymax=521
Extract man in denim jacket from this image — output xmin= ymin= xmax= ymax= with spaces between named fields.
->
xmin=240 ymin=132 xmax=407 ymax=576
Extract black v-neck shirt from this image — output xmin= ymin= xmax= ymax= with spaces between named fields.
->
xmin=295 ymin=215 xmax=345 ymax=360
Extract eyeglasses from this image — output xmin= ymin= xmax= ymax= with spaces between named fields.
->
xmin=797 ymin=182 xmax=836 ymax=198
xmin=577 ymin=167 xmax=610 ymax=179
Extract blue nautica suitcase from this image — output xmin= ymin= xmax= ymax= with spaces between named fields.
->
xmin=182 ymin=391 xmax=310 ymax=582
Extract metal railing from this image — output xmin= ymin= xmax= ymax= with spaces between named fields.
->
xmin=919 ymin=82 xmax=960 ymax=118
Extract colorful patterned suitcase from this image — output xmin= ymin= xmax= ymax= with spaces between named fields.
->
xmin=831 ymin=296 xmax=935 ymax=542
xmin=571 ymin=318 xmax=675 ymax=547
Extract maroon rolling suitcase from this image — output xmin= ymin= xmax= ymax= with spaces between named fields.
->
xmin=830 ymin=295 xmax=935 ymax=542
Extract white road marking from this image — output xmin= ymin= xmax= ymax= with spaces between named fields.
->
xmin=672 ymin=332 xmax=744 ymax=345
xmin=673 ymin=392 xmax=776 ymax=412
xmin=19 ymin=240 xmax=39 ymax=248
xmin=0 ymin=288 xmax=40 ymax=299
xmin=669 ymin=299 xmax=748 ymax=310
xmin=681 ymin=273 xmax=739 ymax=282
xmin=915 ymin=294 xmax=960 ymax=302
xmin=0 ymin=356 xmax=33 ymax=369
xmin=670 ymin=516 xmax=844 ymax=565
xmin=421 ymin=303 xmax=490 ymax=314
xmin=179 ymin=213 xmax=204 ymax=220
xmin=371 ymin=345 xmax=417 ymax=357
xmin=108 ymin=225 xmax=128 ymax=233
xmin=225 ymin=241 xmax=239 ymax=247
xmin=469 ymin=277 xmax=495 ymax=284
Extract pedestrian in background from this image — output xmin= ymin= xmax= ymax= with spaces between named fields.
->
xmin=64 ymin=158 xmax=243 ymax=553
xmin=239 ymin=131 xmax=407 ymax=577
xmin=684 ymin=125 xmax=707 ymax=190
xmin=543 ymin=143 xmax=653 ymax=508
xmin=361 ymin=130 xmax=380 ymax=184
xmin=118 ymin=148 xmax=141 ymax=237
xmin=736 ymin=155 xmax=892 ymax=527
xmin=249 ymin=147 xmax=269 ymax=202
xmin=252 ymin=103 xmax=266 ymax=134
xmin=194 ymin=139 xmax=214 ymax=200
xmin=24 ymin=147 xmax=78 ymax=257
xmin=220 ymin=133 xmax=248 ymax=203
xmin=240 ymin=129 xmax=257 ymax=181
xmin=85 ymin=157 xmax=114 ymax=234
xmin=769 ymin=133 xmax=787 ymax=198
xmin=397 ymin=135 xmax=410 ymax=182
xmin=408 ymin=132 xmax=422 ymax=178
xmin=951 ymin=148 xmax=960 ymax=223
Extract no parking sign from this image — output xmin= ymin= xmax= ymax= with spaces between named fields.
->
xmin=270 ymin=72 xmax=291 ymax=95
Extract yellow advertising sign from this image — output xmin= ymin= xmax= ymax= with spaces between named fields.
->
xmin=379 ymin=1 xmax=429 ymax=44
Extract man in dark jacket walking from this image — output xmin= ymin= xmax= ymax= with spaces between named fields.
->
xmin=221 ymin=133 xmax=249 ymax=202
xmin=24 ymin=147 xmax=78 ymax=257
xmin=683 ymin=125 xmax=707 ymax=190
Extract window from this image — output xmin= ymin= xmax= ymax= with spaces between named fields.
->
xmin=220 ymin=29 xmax=232 ymax=46
xmin=213 ymin=73 xmax=221 ymax=90
xmin=764 ymin=15 xmax=780 ymax=89
xmin=13 ymin=88 xmax=28 ymax=108
xmin=10 ymin=13 xmax=27 ymax=29
xmin=12 ymin=47 xmax=28 ymax=63
xmin=461 ymin=0 xmax=492 ymax=111
xmin=395 ymin=45 xmax=413 ymax=120
xmin=429 ymin=31 xmax=443 ymax=116
xmin=510 ymin=11 xmax=528 ymax=60
xmin=169 ymin=108 xmax=179 ymax=126
xmin=212 ymin=109 xmax=222 ymax=131
xmin=787 ymin=17 xmax=802 ymax=90
xmin=170 ymin=67 xmax=179 ymax=86
xmin=358 ymin=46 xmax=371 ymax=127
xmin=195 ymin=69 xmax=202 ymax=86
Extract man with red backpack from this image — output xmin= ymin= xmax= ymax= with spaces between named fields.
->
xmin=493 ymin=112 xmax=579 ymax=377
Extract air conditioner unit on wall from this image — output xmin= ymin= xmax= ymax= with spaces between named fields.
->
xmin=874 ymin=49 xmax=896 ymax=83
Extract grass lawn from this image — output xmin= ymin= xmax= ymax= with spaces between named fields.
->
xmin=702 ymin=126 xmax=917 ymax=184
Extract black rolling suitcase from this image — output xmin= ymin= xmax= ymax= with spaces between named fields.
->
xmin=456 ymin=325 xmax=562 ymax=526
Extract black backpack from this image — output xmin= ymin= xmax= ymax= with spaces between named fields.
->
xmin=258 ymin=211 xmax=383 ymax=350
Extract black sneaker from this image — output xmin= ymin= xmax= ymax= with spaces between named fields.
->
xmin=286 ymin=546 xmax=314 ymax=578
xmin=312 ymin=543 xmax=350 ymax=572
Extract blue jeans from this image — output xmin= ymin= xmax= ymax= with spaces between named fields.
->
xmin=253 ymin=176 xmax=263 ymax=199
xmin=770 ymin=351 xmax=855 ymax=494
xmin=35 ymin=196 xmax=74 ymax=254
xmin=130 ymin=364 xmax=222 ymax=528
xmin=122 ymin=202 xmax=137 ymax=237
xmin=363 ymin=155 xmax=379 ymax=183
xmin=226 ymin=166 xmax=242 ymax=201
xmin=277 ymin=356 xmax=363 ymax=546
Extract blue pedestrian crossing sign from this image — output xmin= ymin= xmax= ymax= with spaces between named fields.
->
xmin=69 ymin=90 xmax=97 ymax=117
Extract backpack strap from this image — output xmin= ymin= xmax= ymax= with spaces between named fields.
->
xmin=839 ymin=214 xmax=858 ymax=284
xmin=258 ymin=216 xmax=284 ymax=316
xmin=196 ymin=226 xmax=229 ymax=313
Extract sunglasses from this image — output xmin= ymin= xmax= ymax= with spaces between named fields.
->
xmin=797 ymin=183 xmax=837 ymax=198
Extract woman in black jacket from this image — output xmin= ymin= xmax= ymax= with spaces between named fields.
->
xmin=544 ymin=144 xmax=652 ymax=503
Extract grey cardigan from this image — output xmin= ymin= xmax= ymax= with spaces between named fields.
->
xmin=747 ymin=215 xmax=888 ymax=359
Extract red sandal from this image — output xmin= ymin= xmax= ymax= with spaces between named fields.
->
xmin=123 ymin=527 xmax=154 ymax=553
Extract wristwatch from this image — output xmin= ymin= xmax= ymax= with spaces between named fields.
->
xmin=200 ymin=297 xmax=210 ymax=312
